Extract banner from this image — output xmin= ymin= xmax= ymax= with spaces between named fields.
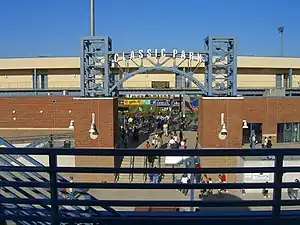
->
xmin=152 ymin=100 xmax=171 ymax=107
xmin=123 ymin=99 xmax=151 ymax=105
xmin=123 ymin=100 xmax=142 ymax=105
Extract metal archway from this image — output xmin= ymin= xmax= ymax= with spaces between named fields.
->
xmin=110 ymin=66 xmax=207 ymax=95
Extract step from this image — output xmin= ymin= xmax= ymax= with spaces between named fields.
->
xmin=117 ymin=172 xmax=181 ymax=183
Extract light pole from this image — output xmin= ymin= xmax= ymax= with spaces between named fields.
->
xmin=278 ymin=26 xmax=284 ymax=56
xmin=90 ymin=0 xmax=95 ymax=36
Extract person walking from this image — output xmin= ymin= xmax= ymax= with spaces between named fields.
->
xmin=288 ymin=179 xmax=299 ymax=200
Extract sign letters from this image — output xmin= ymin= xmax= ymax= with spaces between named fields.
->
xmin=113 ymin=49 xmax=204 ymax=63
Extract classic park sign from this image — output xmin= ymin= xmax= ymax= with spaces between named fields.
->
xmin=112 ymin=48 xmax=204 ymax=62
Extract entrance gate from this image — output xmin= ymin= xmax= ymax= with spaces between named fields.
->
xmin=80 ymin=36 xmax=237 ymax=97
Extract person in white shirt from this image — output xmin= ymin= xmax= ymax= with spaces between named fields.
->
xmin=69 ymin=177 xmax=74 ymax=195
xmin=151 ymin=137 xmax=156 ymax=146
xmin=174 ymin=135 xmax=178 ymax=143
xmin=263 ymin=137 xmax=268 ymax=148
xmin=180 ymin=140 xmax=185 ymax=148
xmin=163 ymin=123 xmax=168 ymax=136
xmin=168 ymin=138 xmax=175 ymax=148
xmin=288 ymin=179 xmax=300 ymax=200
xmin=180 ymin=174 xmax=189 ymax=195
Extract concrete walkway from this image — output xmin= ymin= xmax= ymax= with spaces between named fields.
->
xmin=136 ymin=131 xmax=198 ymax=149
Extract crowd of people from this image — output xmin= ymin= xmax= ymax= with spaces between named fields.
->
xmin=118 ymin=113 xmax=300 ymax=202
xmin=145 ymin=129 xmax=189 ymax=183
xmin=119 ymin=113 xmax=187 ymax=148
xmin=250 ymin=133 xmax=273 ymax=149
xmin=177 ymin=173 xmax=227 ymax=197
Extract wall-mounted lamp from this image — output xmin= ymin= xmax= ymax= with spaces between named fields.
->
xmin=242 ymin=120 xmax=248 ymax=129
xmin=13 ymin=117 xmax=16 ymax=121
xmin=218 ymin=112 xmax=228 ymax=140
xmin=89 ymin=113 xmax=99 ymax=140
xmin=69 ymin=120 xmax=74 ymax=129
xmin=69 ymin=110 xmax=72 ymax=114
xmin=40 ymin=110 xmax=44 ymax=114
xmin=12 ymin=111 xmax=16 ymax=114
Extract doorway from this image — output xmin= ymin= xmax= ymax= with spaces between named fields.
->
xmin=242 ymin=123 xmax=263 ymax=144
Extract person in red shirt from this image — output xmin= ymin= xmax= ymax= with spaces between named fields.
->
xmin=145 ymin=141 xmax=151 ymax=149
xmin=218 ymin=174 xmax=228 ymax=193
xmin=221 ymin=174 xmax=227 ymax=183
xmin=195 ymin=163 xmax=201 ymax=183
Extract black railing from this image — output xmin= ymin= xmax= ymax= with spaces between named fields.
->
xmin=1 ymin=148 xmax=300 ymax=225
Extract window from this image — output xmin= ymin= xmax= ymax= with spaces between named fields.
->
xmin=242 ymin=123 xmax=262 ymax=144
xmin=277 ymin=122 xmax=300 ymax=143
xmin=151 ymin=81 xmax=170 ymax=89
xmin=276 ymin=74 xmax=282 ymax=89
xmin=40 ymin=74 xmax=48 ymax=89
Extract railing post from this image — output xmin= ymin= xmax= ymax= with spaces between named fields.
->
xmin=49 ymin=151 xmax=59 ymax=224
xmin=272 ymin=153 xmax=284 ymax=220
xmin=190 ymin=157 xmax=196 ymax=212
xmin=143 ymin=156 xmax=148 ymax=182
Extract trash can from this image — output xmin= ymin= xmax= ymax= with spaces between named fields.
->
xmin=63 ymin=140 xmax=71 ymax=148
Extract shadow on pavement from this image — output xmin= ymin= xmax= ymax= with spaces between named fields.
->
xmin=198 ymin=192 xmax=251 ymax=212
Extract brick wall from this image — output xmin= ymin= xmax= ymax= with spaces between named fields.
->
xmin=0 ymin=96 xmax=118 ymax=182
xmin=199 ymin=97 xmax=244 ymax=148
xmin=198 ymin=97 xmax=243 ymax=182
xmin=198 ymin=97 xmax=300 ymax=182
xmin=199 ymin=97 xmax=300 ymax=148
xmin=243 ymin=97 xmax=300 ymax=136
xmin=72 ymin=98 xmax=118 ymax=182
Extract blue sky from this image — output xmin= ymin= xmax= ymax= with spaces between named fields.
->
xmin=0 ymin=0 xmax=299 ymax=57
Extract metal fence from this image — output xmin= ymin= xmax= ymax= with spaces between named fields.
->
xmin=1 ymin=148 xmax=300 ymax=225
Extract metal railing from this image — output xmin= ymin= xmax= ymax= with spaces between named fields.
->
xmin=129 ymin=155 xmax=135 ymax=183
xmin=1 ymin=148 xmax=300 ymax=224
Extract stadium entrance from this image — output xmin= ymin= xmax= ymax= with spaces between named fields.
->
xmin=80 ymin=36 xmax=237 ymax=98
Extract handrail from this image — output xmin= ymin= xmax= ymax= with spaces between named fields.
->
xmin=143 ymin=156 xmax=148 ymax=182
xmin=129 ymin=155 xmax=135 ymax=183
xmin=1 ymin=147 xmax=300 ymax=224
xmin=1 ymin=147 xmax=298 ymax=156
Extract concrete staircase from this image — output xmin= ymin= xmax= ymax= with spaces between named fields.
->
xmin=117 ymin=155 xmax=186 ymax=183
xmin=117 ymin=131 xmax=198 ymax=183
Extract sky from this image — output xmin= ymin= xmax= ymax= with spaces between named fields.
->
xmin=0 ymin=0 xmax=299 ymax=58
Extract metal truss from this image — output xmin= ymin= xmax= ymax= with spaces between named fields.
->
xmin=80 ymin=36 xmax=209 ymax=97
xmin=119 ymin=88 xmax=264 ymax=96
xmin=0 ymin=87 xmax=299 ymax=97
xmin=80 ymin=36 xmax=112 ymax=97
xmin=110 ymin=52 xmax=207 ymax=95
xmin=204 ymin=37 xmax=237 ymax=96
xmin=118 ymin=88 xmax=205 ymax=95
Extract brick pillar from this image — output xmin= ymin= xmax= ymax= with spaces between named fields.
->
xmin=198 ymin=97 xmax=244 ymax=182
xmin=73 ymin=97 xmax=118 ymax=182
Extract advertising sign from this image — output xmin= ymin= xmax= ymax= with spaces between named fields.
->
xmin=154 ymin=100 xmax=171 ymax=107
xmin=123 ymin=100 xmax=142 ymax=105
xmin=123 ymin=99 xmax=152 ymax=105
xmin=141 ymin=100 xmax=151 ymax=105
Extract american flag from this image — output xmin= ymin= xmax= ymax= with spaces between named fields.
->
xmin=278 ymin=26 xmax=284 ymax=33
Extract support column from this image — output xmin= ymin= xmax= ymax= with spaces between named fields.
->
xmin=90 ymin=0 xmax=95 ymax=36
xmin=289 ymin=68 xmax=293 ymax=88
xmin=204 ymin=37 xmax=237 ymax=96
xmin=81 ymin=36 xmax=113 ymax=97
xmin=33 ymin=69 xmax=38 ymax=90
